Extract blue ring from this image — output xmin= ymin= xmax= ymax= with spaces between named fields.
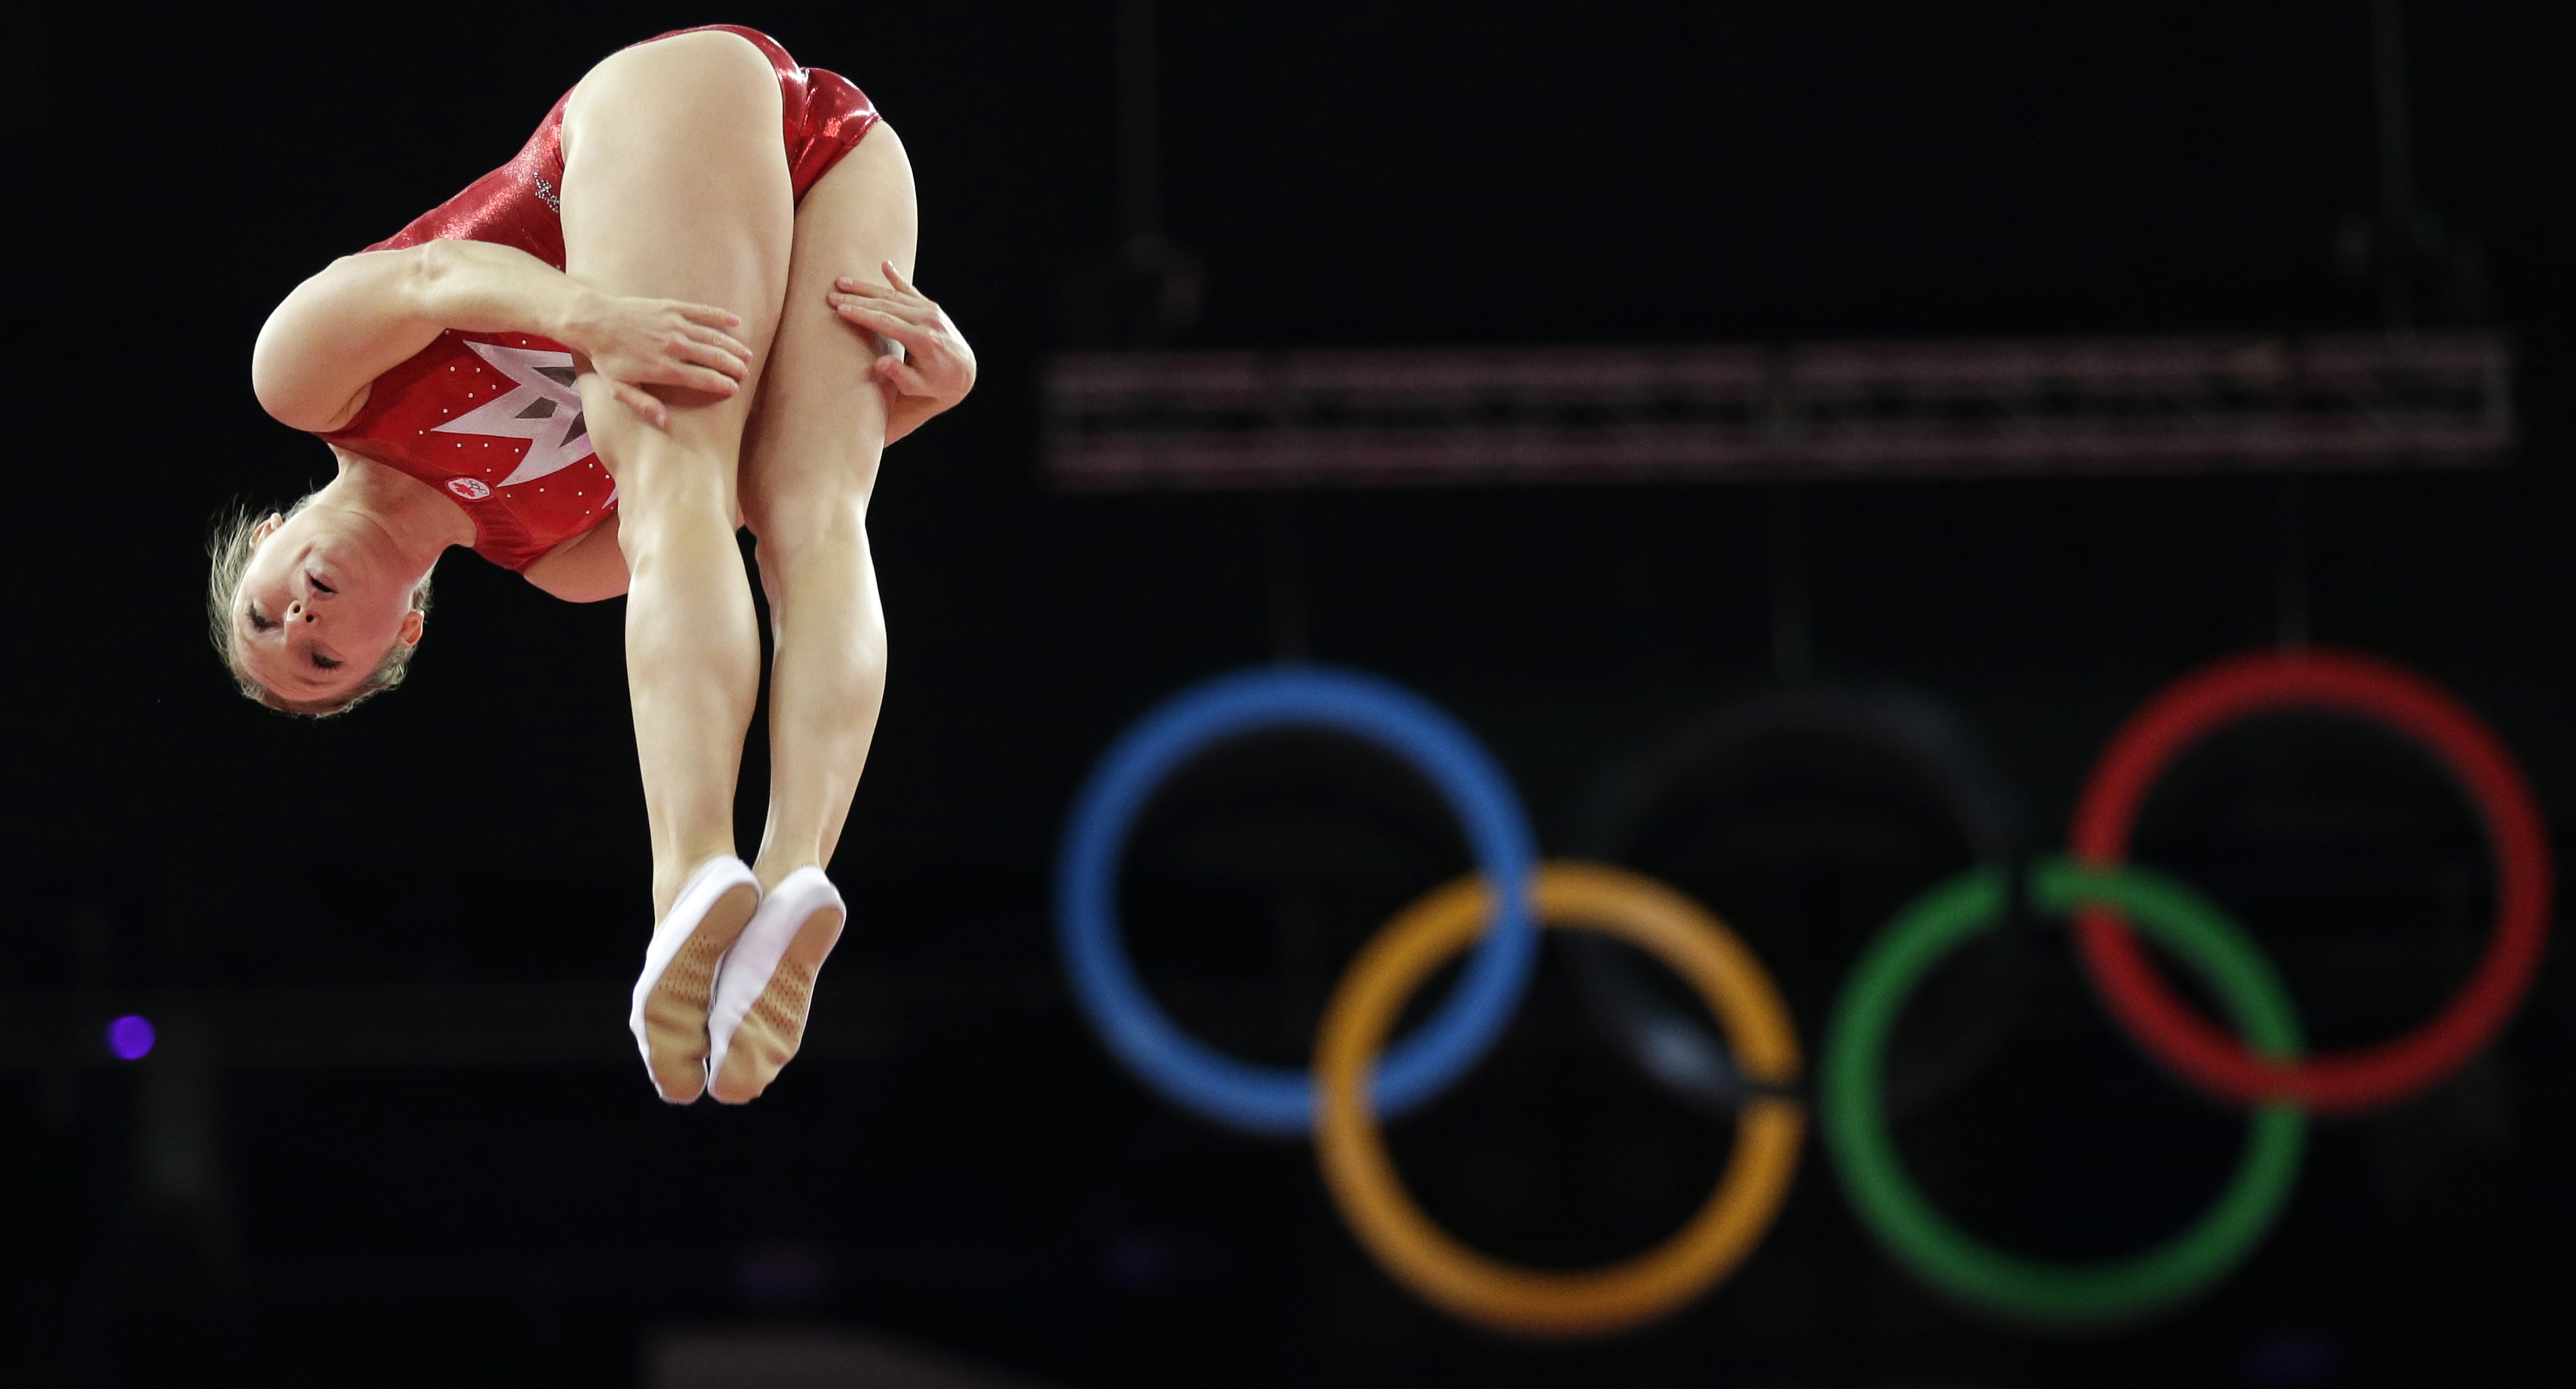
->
xmin=1055 ymin=666 xmax=1540 ymax=1135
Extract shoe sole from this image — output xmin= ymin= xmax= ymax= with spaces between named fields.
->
xmin=639 ymin=880 xmax=761 ymax=1103
xmin=708 ymin=900 xmax=844 ymax=1105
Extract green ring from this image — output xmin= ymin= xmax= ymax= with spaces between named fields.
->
xmin=1820 ymin=857 xmax=2307 ymax=1327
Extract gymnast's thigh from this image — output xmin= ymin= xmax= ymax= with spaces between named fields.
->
xmin=561 ymin=30 xmax=796 ymax=484
xmin=741 ymin=123 xmax=920 ymax=537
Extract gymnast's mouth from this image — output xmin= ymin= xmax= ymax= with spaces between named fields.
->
xmin=306 ymin=570 xmax=338 ymax=596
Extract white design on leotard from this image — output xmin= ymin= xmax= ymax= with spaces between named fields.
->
xmin=431 ymin=341 xmax=595 ymax=487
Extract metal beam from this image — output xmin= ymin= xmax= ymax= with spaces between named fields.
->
xmin=1045 ymin=333 xmax=2512 ymax=490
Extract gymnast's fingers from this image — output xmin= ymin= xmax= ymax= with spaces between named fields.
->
xmin=833 ymin=276 xmax=925 ymax=311
xmin=627 ymin=349 xmax=741 ymax=397
xmin=674 ymin=331 xmax=751 ymax=379
xmin=836 ymin=301 xmax=929 ymax=348
xmin=671 ymin=300 xmax=745 ymax=330
xmin=681 ymin=324 xmax=755 ymax=370
xmin=610 ymin=380 xmax=670 ymax=430
xmin=666 ymin=362 xmax=745 ymax=396
xmin=829 ymin=287 xmax=928 ymax=324
xmin=873 ymin=354 xmax=934 ymax=397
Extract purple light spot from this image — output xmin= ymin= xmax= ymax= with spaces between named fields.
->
xmin=2242 ymin=1329 xmax=2345 ymax=1385
xmin=106 ymin=1015 xmax=155 ymax=1060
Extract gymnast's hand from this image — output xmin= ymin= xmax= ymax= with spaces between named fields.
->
xmin=565 ymin=291 xmax=755 ymax=429
xmin=828 ymin=262 xmax=978 ymax=418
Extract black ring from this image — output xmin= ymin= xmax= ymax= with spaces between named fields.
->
xmin=1565 ymin=687 xmax=2035 ymax=1121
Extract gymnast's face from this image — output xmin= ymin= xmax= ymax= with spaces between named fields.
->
xmin=232 ymin=504 xmax=425 ymax=702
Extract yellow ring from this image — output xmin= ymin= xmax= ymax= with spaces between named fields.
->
xmin=1315 ymin=860 xmax=1806 ymax=1338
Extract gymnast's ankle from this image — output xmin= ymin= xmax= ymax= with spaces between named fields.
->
xmin=751 ymin=852 xmax=825 ymax=895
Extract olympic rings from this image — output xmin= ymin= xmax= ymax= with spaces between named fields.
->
xmin=1055 ymin=649 xmax=2547 ymax=1336
xmin=1315 ymin=862 xmax=1804 ymax=1338
xmin=2070 ymin=649 xmax=2553 ymax=1113
xmin=1822 ymin=858 xmax=2308 ymax=1327
xmin=1566 ymin=688 xmax=2030 ymax=1121
xmin=1055 ymin=666 xmax=1539 ymax=1135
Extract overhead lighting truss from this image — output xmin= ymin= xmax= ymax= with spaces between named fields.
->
xmin=1044 ymin=332 xmax=2510 ymax=490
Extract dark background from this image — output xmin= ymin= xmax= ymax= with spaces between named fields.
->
xmin=6 ymin=1 xmax=2575 ymax=1384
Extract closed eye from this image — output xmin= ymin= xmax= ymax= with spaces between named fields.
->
xmin=245 ymin=603 xmax=277 ymax=633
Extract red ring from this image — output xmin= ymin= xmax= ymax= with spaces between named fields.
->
xmin=2070 ymin=649 xmax=2552 ymax=1113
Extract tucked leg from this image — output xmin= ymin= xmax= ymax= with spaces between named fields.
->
xmin=696 ymin=126 xmax=917 ymax=1103
xmin=741 ymin=123 xmax=918 ymax=887
xmin=559 ymin=30 xmax=795 ymax=918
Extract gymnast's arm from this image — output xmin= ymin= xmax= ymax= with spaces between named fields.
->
xmin=828 ymin=263 xmax=976 ymax=446
xmin=252 ymin=240 xmax=755 ymax=433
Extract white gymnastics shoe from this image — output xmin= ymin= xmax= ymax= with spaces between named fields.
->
xmin=628 ymin=855 xmax=763 ymax=1103
xmin=705 ymin=866 xmax=846 ymax=1105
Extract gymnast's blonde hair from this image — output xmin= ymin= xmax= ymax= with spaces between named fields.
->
xmin=206 ymin=496 xmax=434 ymax=718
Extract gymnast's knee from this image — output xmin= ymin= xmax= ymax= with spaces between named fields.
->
xmin=745 ymin=484 xmax=867 ymax=562
xmin=614 ymin=467 xmax=740 ymax=563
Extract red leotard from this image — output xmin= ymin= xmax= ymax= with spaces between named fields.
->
xmin=317 ymin=26 xmax=880 ymax=573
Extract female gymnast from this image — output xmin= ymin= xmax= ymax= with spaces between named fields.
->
xmin=214 ymin=26 xmax=974 ymax=1104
